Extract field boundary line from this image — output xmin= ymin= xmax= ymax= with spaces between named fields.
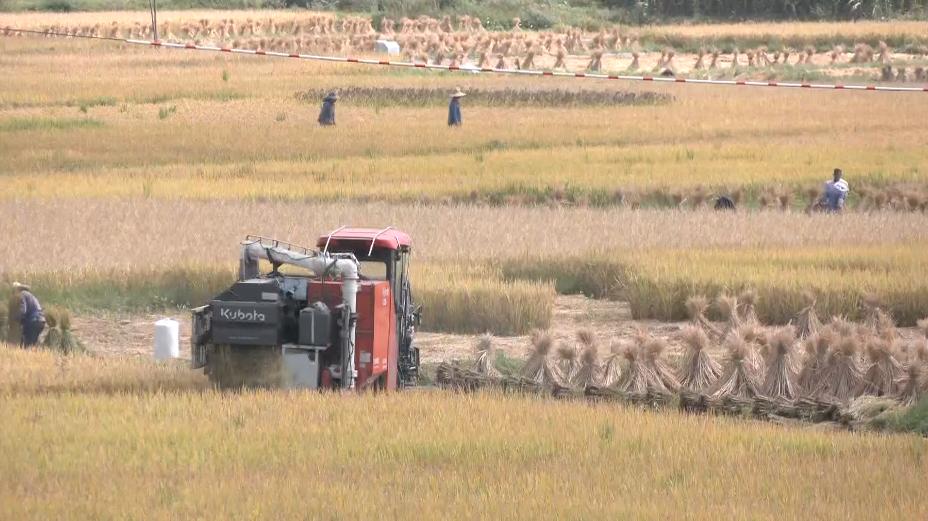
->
xmin=4 ymin=27 xmax=928 ymax=93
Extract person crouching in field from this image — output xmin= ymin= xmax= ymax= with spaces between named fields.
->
xmin=448 ymin=88 xmax=465 ymax=127
xmin=823 ymin=168 xmax=849 ymax=212
xmin=318 ymin=91 xmax=338 ymax=126
xmin=12 ymin=282 xmax=44 ymax=347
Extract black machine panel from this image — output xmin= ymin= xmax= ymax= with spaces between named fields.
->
xmin=298 ymin=302 xmax=332 ymax=347
xmin=211 ymin=301 xmax=281 ymax=346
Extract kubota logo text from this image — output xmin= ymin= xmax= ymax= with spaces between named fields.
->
xmin=219 ymin=307 xmax=266 ymax=322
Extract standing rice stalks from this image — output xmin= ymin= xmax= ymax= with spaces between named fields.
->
xmin=709 ymin=336 xmax=762 ymax=402
xmin=678 ymin=326 xmax=721 ymax=392
xmin=761 ymin=326 xmax=801 ymax=401
xmin=792 ymin=291 xmax=822 ymax=339
xmin=685 ymin=295 xmax=722 ymax=340
xmin=572 ymin=328 xmax=602 ymax=388
xmin=473 ymin=333 xmax=499 ymax=377
xmin=859 ymin=339 xmax=902 ymax=397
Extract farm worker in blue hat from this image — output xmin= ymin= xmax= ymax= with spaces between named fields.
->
xmin=318 ymin=91 xmax=338 ymax=126
xmin=823 ymin=168 xmax=849 ymax=212
xmin=12 ymin=282 xmax=44 ymax=347
xmin=448 ymin=87 xmax=465 ymax=127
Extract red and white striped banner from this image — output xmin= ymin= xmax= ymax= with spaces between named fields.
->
xmin=5 ymin=28 xmax=927 ymax=93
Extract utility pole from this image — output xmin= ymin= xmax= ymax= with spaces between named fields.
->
xmin=150 ymin=0 xmax=159 ymax=42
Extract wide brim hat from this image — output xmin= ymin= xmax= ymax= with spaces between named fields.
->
xmin=11 ymin=281 xmax=30 ymax=291
xmin=324 ymin=91 xmax=339 ymax=101
xmin=450 ymin=88 xmax=466 ymax=98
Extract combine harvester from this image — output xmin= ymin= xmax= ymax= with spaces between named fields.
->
xmin=192 ymin=228 xmax=420 ymax=390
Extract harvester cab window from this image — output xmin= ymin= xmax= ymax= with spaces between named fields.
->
xmin=358 ymin=260 xmax=388 ymax=280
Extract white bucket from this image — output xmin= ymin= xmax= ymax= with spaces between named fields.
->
xmin=153 ymin=318 xmax=180 ymax=360
xmin=375 ymin=40 xmax=400 ymax=55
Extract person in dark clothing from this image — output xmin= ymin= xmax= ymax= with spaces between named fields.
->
xmin=448 ymin=88 xmax=465 ymax=127
xmin=714 ymin=195 xmax=736 ymax=210
xmin=13 ymin=282 xmax=44 ymax=347
xmin=318 ymin=91 xmax=338 ymax=126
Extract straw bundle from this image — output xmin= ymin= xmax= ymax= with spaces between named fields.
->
xmin=897 ymin=357 xmax=926 ymax=406
xmin=601 ymin=342 xmax=624 ymax=387
xmin=616 ymin=334 xmax=673 ymax=397
xmin=717 ymin=294 xmax=741 ymax=342
xmin=556 ymin=342 xmax=580 ymax=384
xmin=917 ymin=318 xmax=928 ymax=344
xmin=761 ymin=326 xmax=801 ymax=401
xmin=572 ymin=329 xmax=602 ymax=388
xmin=642 ymin=336 xmax=681 ymax=393
xmin=862 ymin=295 xmax=895 ymax=341
xmin=738 ymin=289 xmax=759 ymax=325
xmin=859 ymin=339 xmax=902 ymax=397
xmin=685 ymin=295 xmax=722 ymax=340
xmin=520 ymin=331 xmax=560 ymax=386
xmin=678 ymin=326 xmax=721 ymax=392
xmin=813 ymin=335 xmax=866 ymax=403
xmin=792 ymin=291 xmax=822 ymax=339
xmin=473 ymin=333 xmax=500 ymax=377
xmin=799 ymin=330 xmax=833 ymax=390
xmin=709 ymin=336 xmax=762 ymax=401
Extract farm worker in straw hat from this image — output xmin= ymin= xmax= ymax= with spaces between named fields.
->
xmin=823 ymin=168 xmax=849 ymax=212
xmin=318 ymin=91 xmax=338 ymax=126
xmin=12 ymin=282 xmax=45 ymax=347
xmin=448 ymin=87 xmax=465 ymax=127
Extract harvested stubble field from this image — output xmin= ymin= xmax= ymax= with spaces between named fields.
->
xmin=1 ymin=345 xmax=927 ymax=520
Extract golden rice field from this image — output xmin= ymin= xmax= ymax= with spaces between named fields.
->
xmin=3 ymin=199 xmax=928 ymax=330
xmin=3 ymin=13 xmax=928 ymax=520
xmin=1 ymin=12 xmax=928 ymax=332
xmin=1 ymin=345 xmax=926 ymax=520
xmin=1 ymin=19 xmax=927 ymax=205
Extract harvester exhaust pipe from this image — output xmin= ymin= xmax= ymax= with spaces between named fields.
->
xmin=239 ymin=239 xmax=360 ymax=389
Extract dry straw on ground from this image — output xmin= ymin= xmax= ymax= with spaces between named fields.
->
xmin=473 ymin=333 xmax=499 ymax=377
xmin=761 ymin=326 xmax=801 ymax=401
xmin=709 ymin=336 xmax=762 ymax=401
xmin=678 ymin=326 xmax=722 ymax=392
xmin=571 ymin=329 xmax=601 ymax=388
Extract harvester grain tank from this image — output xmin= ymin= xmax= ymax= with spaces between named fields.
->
xmin=191 ymin=227 xmax=420 ymax=390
